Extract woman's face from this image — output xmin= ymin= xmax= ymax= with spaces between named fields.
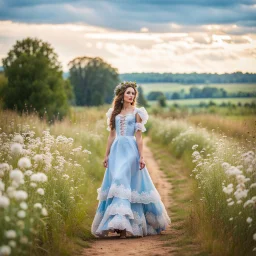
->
xmin=123 ymin=87 xmax=135 ymax=104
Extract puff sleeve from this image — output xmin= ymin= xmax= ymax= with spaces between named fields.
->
xmin=106 ymin=107 xmax=113 ymax=131
xmin=135 ymin=107 xmax=149 ymax=132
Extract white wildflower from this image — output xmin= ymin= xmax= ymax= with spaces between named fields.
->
xmin=17 ymin=210 xmax=26 ymax=219
xmin=0 ymin=245 xmax=11 ymax=255
xmin=192 ymin=144 xmax=198 ymax=150
xmin=0 ymin=195 xmax=10 ymax=208
xmin=36 ymin=188 xmax=44 ymax=195
xmin=20 ymin=202 xmax=28 ymax=210
xmin=41 ymin=207 xmax=48 ymax=216
xmin=9 ymin=169 xmax=24 ymax=184
xmin=8 ymin=241 xmax=16 ymax=248
xmin=5 ymin=230 xmax=16 ymax=239
xmin=30 ymin=182 xmax=37 ymax=188
xmin=13 ymin=134 xmax=24 ymax=144
xmin=24 ymin=170 xmax=33 ymax=176
xmin=33 ymin=154 xmax=44 ymax=162
xmin=14 ymin=190 xmax=28 ymax=201
xmin=18 ymin=157 xmax=32 ymax=169
xmin=247 ymin=217 xmax=253 ymax=224
xmin=30 ymin=172 xmax=48 ymax=183
xmin=223 ymin=184 xmax=233 ymax=194
xmin=10 ymin=143 xmax=23 ymax=155
xmin=34 ymin=203 xmax=42 ymax=209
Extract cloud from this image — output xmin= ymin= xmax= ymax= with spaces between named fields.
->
xmin=0 ymin=0 xmax=256 ymax=32
xmin=0 ymin=1 xmax=255 ymax=73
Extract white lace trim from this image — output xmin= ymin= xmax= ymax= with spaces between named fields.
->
xmin=97 ymin=184 xmax=162 ymax=204
xmin=135 ymin=122 xmax=146 ymax=132
xmin=136 ymin=107 xmax=149 ymax=125
xmin=91 ymin=206 xmax=170 ymax=237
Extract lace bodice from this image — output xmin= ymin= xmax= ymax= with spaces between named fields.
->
xmin=106 ymin=107 xmax=149 ymax=136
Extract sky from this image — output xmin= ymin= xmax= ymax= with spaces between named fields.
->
xmin=0 ymin=0 xmax=256 ymax=74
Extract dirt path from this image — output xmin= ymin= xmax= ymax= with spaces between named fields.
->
xmin=82 ymin=136 xmax=174 ymax=256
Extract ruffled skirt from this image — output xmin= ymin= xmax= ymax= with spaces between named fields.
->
xmin=91 ymin=136 xmax=171 ymax=237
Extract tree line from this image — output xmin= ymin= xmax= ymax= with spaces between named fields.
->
xmin=0 ymin=37 xmax=149 ymax=122
xmin=120 ymin=72 xmax=256 ymax=84
xmin=147 ymin=86 xmax=256 ymax=100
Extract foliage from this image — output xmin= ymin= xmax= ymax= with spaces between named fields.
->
xmin=1 ymin=37 xmax=72 ymax=123
xmin=68 ymin=57 xmax=119 ymax=106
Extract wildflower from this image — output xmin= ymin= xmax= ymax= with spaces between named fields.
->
xmin=0 ymin=245 xmax=11 ymax=255
xmin=8 ymin=241 xmax=16 ymax=248
xmin=234 ymin=188 xmax=248 ymax=201
xmin=82 ymin=149 xmax=92 ymax=154
xmin=33 ymin=154 xmax=44 ymax=162
xmin=247 ymin=217 xmax=253 ymax=224
xmin=223 ymin=184 xmax=233 ymax=194
xmin=9 ymin=169 xmax=24 ymax=184
xmin=36 ymin=188 xmax=44 ymax=195
xmin=13 ymin=134 xmax=24 ymax=144
xmin=30 ymin=172 xmax=48 ymax=183
xmin=20 ymin=202 xmax=28 ymax=210
xmin=0 ymin=163 xmax=10 ymax=172
xmin=24 ymin=170 xmax=33 ymax=176
xmin=17 ymin=210 xmax=26 ymax=218
xmin=18 ymin=157 xmax=32 ymax=169
xmin=192 ymin=144 xmax=198 ymax=150
xmin=30 ymin=182 xmax=37 ymax=188
xmin=41 ymin=207 xmax=48 ymax=216
xmin=253 ymin=233 xmax=256 ymax=241
xmin=5 ymin=230 xmax=16 ymax=239
xmin=34 ymin=203 xmax=42 ymax=209
xmin=14 ymin=190 xmax=28 ymax=201
xmin=10 ymin=143 xmax=23 ymax=155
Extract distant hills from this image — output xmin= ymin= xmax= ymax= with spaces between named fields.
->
xmin=1 ymin=67 xmax=256 ymax=84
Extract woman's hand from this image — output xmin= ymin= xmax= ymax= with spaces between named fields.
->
xmin=103 ymin=155 xmax=109 ymax=168
xmin=139 ymin=156 xmax=145 ymax=170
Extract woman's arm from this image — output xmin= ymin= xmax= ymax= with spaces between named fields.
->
xmin=103 ymin=129 xmax=116 ymax=168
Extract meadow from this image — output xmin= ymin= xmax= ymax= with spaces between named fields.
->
xmin=147 ymin=115 xmax=256 ymax=255
xmin=0 ymin=107 xmax=108 ymax=255
xmin=0 ymin=104 xmax=255 ymax=256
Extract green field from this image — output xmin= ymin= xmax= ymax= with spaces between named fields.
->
xmin=148 ymin=97 xmax=256 ymax=107
xmin=140 ymin=83 xmax=256 ymax=95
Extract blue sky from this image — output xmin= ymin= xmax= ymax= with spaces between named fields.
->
xmin=0 ymin=0 xmax=256 ymax=73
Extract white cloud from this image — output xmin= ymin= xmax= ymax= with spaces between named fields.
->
xmin=0 ymin=20 xmax=256 ymax=73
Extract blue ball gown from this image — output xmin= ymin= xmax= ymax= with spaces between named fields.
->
xmin=91 ymin=106 xmax=171 ymax=237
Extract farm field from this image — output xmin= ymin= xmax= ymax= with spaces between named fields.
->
xmin=148 ymin=97 xmax=256 ymax=106
xmin=140 ymin=83 xmax=256 ymax=95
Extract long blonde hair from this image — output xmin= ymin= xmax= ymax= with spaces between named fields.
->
xmin=109 ymin=83 xmax=139 ymax=130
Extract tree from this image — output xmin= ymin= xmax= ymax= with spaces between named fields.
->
xmin=1 ymin=37 xmax=72 ymax=122
xmin=137 ymin=86 xmax=148 ymax=107
xmin=68 ymin=57 xmax=119 ymax=106
xmin=172 ymin=92 xmax=180 ymax=99
xmin=147 ymin=91 xmax=164 ymax=100
xmin=157 ymin=94 xmax=167 ymax=107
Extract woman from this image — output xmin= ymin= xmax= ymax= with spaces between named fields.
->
xmin=91 ymin=81 xmax=171 ymax=239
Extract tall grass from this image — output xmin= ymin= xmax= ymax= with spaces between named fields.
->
xmin=0 ymin=106 xmax=109 ymax=255
xmin=147 ymin=116 xmax=256 ymax=255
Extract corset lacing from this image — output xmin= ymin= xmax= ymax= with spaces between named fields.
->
xmin=119 ymin=115 xmax=127 ymax=136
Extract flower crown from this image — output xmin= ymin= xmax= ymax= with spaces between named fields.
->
xmin=114 ymin=81 xmax=138 ymax=96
